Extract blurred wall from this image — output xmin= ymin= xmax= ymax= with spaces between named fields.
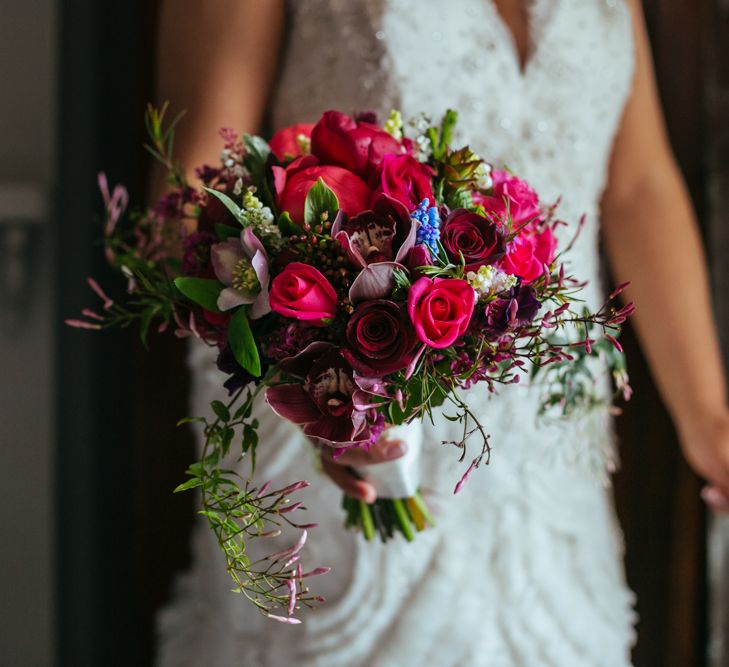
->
xmin=0 ymin=0 xmax=56 ymax=665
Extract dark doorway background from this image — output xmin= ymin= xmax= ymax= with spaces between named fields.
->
xmin=55 ymin=2 xmax=713 ymax=665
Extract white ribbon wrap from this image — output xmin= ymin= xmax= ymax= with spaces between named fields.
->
xmin=353 ymin=421 xmax=423 ymax=498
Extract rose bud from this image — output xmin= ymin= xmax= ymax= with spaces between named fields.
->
xmin=269 ymin=123 xmax=314 ymax=162
xmin=310 ymin=110 xmax=404 ymax=177
xmin=272 ymin=156 xmax=372 ymax=225
xmin=341 ymin=299 xmax=417 ymax=376
xmin=269 ymin=262 xmax=338 ymax=326
xmin=407 ymin=277 xmax=475 ymax=349
xmin=371 ymin=154 xmax=435 ymax=212
xmin=441 ymin=208 xmax=506 ymax=271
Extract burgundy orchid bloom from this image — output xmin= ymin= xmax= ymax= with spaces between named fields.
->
xmin=332 ymin=193 xmax=416 ymax=268
xmin=211 ymin=227 xmax=271 ymax=318
xmin=265 ymin=343 xmax=374 ymax=446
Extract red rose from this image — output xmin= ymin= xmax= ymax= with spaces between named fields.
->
xmin=407 ymin=277 xmax=475 ymax=349
xmin=341 ymin=299 xmax=417 ymax=376
xmin=269 ymin=262 xmax=338 ymax=326
xmin=473 ymin=170 xmax=541 ymax=225
xmin=272 ymin=156 xmax=372 ymax=224
xmin=441 ymin=208 xmax=506 ymax=271
xmin=310 ymin=110 xmax=404 ymax=177
xmin=500 ymin=226 xmax=557 ymax=283
xmin=372 ymin=154 xmax=434 ymax=211
xmin=269 ymin=123 xmax=314 ymax=161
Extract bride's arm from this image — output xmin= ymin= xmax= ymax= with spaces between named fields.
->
xmin=156 ymin=0 xmax=286 ymax=185
xmin=601 ymin=0 xmax=729 ymax=509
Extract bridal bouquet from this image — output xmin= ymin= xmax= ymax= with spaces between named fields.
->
xmin=68 ymin=104 xmax=632 ymax=622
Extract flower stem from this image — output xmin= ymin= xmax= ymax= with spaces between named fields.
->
xmin=358 ymin=500 xmax=376 ymax=541
xmin=391 ymin=498 xmax=415 ymax=542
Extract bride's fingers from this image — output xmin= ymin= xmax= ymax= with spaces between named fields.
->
xmin=325 ymin=439 xmax=406 ymax=466
xmin=321 ymin=455 xmax=376 ymax=502
xmin=701 ymin=485 xmax=729 ymax=513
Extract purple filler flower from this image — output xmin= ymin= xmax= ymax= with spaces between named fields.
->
xmin=211 ymin=227 xmax=270 ymax=318
xmin=485 ymin=283 xmax=541 ymax=332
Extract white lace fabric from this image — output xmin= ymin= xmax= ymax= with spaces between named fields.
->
xmin=157 ymin=2 xmax=638 ymax=665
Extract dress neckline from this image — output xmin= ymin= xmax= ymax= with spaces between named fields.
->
xmin=483 ymin=0 xmax=555 ymax=79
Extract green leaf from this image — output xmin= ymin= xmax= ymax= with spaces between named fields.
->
xmin=203 ymin=187 xmax=243 ymax=224
xmin=214 ymin=223 xmax=241 ymax=240
xmin=440 ymin=109 xmax=458 ymax=151
xmin=277 ymin=210 xmax=301 ymax=235
xmin=304 ymin=178 xmax=339 ymax=227
xmin=174 ymin=477 xmax=203 ymax=493
xmin=174 ymin=277 xmax=223 ymax=312
xmin=228 ymin=307 xmax=261 ymax=377
xmin=139 ymin=307 xmax=155 ymax=347
xmin=243 ymin=134 xmax=271 ymax=185
xmin=211 ymin=400 xmax=231 ymax=422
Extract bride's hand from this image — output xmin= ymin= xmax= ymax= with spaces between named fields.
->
xmin=678 ymin=409 xmax=729 ymax=512
xmin=319 ymin=434 xmax=407 ymax=503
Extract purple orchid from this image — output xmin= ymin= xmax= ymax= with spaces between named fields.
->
xmin=333 ymin=193 xmax=417 ymax=268
xmin=265 ymin=342 xmax=375 ymax=446
xmin=211 ymin=227 xmax=270 ymax=318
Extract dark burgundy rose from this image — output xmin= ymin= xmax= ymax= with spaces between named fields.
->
xmin=266 ymin=343 xmax=374 ymax=445
xmin=310 ymin=110 xmax=404 ymax=178
xmin=372 ymin=154 xmax=435 ymax=211
xmin=441 ymin=208 xmax=506 ymax=271
xmin=341 ymin=299 xmax=417 ymax=376
xmin=485 ymin=284 xmax=541 ymax=332
xmin=333 ymin=194 xmax=415 ymax=267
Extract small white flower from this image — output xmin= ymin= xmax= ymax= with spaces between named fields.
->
xmin=467 ymin=265 xmax=517 ymax=300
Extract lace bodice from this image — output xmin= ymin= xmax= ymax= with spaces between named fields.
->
xmin=157 ymin=3 xmax=638 ymax=666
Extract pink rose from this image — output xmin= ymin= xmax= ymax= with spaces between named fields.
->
xmin=441 ymin=208 xmax=506 ymax=271
xmin=273 ymin=156 xmax=372 ymax=225
xmin=269 ymin=262 xmax=338 ymax=325
xmin=407 ymin=277 xmax=475 ymax=349
xmin=500 ymin=226 xmax=557 ymax=283
xmin=311 ymin=110 xmax=404 ymax=177
xmin=269 ymin=123 xmax=314 ymax=161
xmin=473 ymin=170 xmax=541 ymax=225
xmin=372 ymin=154 xmax=434 ymax=211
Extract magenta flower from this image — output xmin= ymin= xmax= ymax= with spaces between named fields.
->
xmin=211 ymin=227 xmax=270 ymax=318
xmin=266 ymin=343 xmax=374 ymax=445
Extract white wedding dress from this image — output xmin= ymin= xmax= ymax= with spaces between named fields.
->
xmin=157 ymin=1 xmax=638 ymax=665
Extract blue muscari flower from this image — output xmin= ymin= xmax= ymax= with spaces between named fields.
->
xmin=412 ymin=198 xmax=441 ymax=255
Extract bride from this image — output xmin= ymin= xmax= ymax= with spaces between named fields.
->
xmin=155 ymin=1 xmax=729 ymax=665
